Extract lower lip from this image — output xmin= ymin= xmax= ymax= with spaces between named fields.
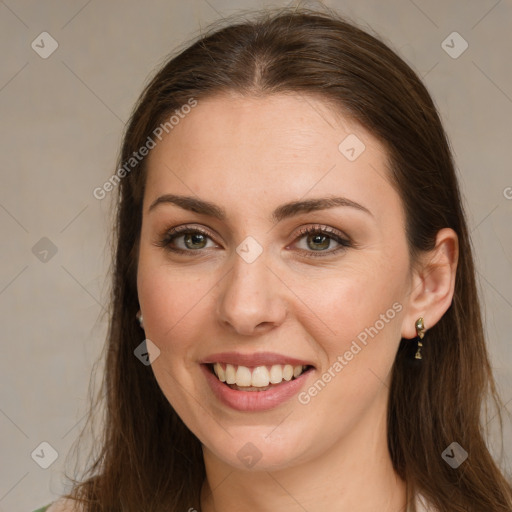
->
xmin=201 ymin=364 xmax=313 ymax=412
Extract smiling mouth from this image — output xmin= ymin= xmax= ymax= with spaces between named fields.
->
xmin=206 ymin=362 xmax=314 ymax=392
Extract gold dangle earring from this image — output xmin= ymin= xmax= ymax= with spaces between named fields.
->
xmin=414 ymin=317 xmax=425 ymax=360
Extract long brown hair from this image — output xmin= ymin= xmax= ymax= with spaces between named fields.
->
xmin=63 ymin=6 xmax=512 ymax=511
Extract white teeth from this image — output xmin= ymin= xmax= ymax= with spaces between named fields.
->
xmin=225 ymin=364 xmax=236 ymax=384
xmin=212 ymin=363 xmax=309 ymax=387
xmin=269 ymin=365 xmax=283 ymax=384
xmin=283 ymin=364 xmax=294 ymax=381
xmin=213 ymin=363 xmax=225 ymax=382
xmin=293 ymin=365 xmax=303 ymax=378
xmin=235 ymin=366 xmax=252 ymax=386
xmin=251 ymin=366 xmax=270 ymax=387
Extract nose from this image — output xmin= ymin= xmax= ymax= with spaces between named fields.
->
xmin=215 ymin=249 xmax=288 ymax=336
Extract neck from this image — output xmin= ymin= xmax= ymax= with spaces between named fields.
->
xmin=199 ymin=393 xmax=407 ymax=512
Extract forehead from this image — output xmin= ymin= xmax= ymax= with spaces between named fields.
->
xmin=147 ymin=92 xmax=372 ymax=166
xmin=143 ymin=93 xmax=400 ymax=222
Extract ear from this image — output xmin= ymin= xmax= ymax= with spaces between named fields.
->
xmin=400 ymin=228 xmax=459 ymax=339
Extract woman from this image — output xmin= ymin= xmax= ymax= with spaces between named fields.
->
xmin=34 ymin=6 xmax=512 ymax=512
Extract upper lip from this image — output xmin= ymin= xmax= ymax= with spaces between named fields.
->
xmin=201 ymin=351 xmax=315 ymax=368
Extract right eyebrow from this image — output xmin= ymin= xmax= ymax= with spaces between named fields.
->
xmin=148 ymin=194 xmax=225 ymax=219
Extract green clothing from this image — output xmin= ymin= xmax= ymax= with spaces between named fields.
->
xmin=32 ymin=505 xmax=51 ymax=512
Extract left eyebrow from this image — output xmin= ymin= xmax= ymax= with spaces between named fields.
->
xmin=271 ymin=196 xmax=373 ymax=222
xmin=147 ymin=194 xmax=373 ymax=222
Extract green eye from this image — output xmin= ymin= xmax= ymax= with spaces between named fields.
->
xmin=155 ymin=224 xmax=352 ymax=258
xmin=156 ymin=225 xmax=218 ymax=255
xmin=181 ymin=232 xmax=208 ymax=250
xmin=292 ymin=225 xmax=352 ymax=257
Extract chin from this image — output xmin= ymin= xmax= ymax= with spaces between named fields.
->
xmin=200 ymin=423 xmax=318 ymax=472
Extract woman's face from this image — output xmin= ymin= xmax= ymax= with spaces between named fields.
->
xmin=137 ymin=92 xmax=414 ymax=471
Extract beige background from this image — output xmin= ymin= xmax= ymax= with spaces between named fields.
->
xmin=0 ymin=1 xmax=511 ymax=510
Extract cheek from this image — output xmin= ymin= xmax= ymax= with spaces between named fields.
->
xmin=137 ymin=258 xmax=211 ymax=407
xmin=295 ymin=271 xmax=405 ymax=422
xmin=289 ymin=261 xmax=405 ymax=353
xmin=136 ymin=252 xmax=210 ymax=351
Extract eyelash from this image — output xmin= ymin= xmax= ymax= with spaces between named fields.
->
xmin=155 ymin=224 xmax=352 ymax=258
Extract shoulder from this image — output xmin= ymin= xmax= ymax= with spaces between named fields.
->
xmin=414 ymin=492 xmax=439 ymax=512
xmin=44 ymin=497 xmax=80 ymax=512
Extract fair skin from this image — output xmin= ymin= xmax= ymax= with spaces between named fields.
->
xmin=136 ymin=92 xmax=458 ymax=512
